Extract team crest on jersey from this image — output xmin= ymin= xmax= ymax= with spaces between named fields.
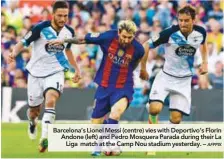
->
xmin=117 ymin=49 xmax=124 ymax=57
xmin=175 ymin=45 xmax=196 ymax=56
xmin=90 ymin=32 xmax=100 ymax=37
xmin=24 ymin=31 xmax=32 ymax=40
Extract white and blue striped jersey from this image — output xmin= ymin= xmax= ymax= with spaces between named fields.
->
xmin=22 ymin=21 xmax=74 ymax=77
xmin=148 ymin=25 xmax=206 ymax=77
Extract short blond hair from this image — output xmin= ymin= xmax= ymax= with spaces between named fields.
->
xmin=118 ymin=20 xmax=138 ymax=35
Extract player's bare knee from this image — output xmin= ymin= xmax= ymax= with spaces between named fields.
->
xmin=170 ymin=113 xmax=182 ymax=124
xmin=170 ymin=117 xmax=182 ymax=124
xmin=45 ymin=93 xmax=59 ymax=108
xmin=110 ymin=106 xmax=126 ymax=120
xmin=45 ymin=98 xmax=57 ymax=108
xmin=45 ymin=90 xmax=60 ymax=108
xmin=109 ymin=111 xmax=122 ymax=121
xmin=149 ymin=102 xmax=163 ymax=115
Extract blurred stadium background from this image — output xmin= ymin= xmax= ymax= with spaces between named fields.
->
xmin=1 ymin=0 xmax=223 ymax=158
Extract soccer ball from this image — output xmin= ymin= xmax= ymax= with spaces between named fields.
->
xmin=104 ymin=151 xmax=121 ymax=156
xmin=102 ymin=144 xmax=121 ymax=156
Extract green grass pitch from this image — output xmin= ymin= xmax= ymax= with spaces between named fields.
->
xmin=1 ymin=123 xmax=223 ymax=158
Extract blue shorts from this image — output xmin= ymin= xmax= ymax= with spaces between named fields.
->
xmin=91 ymin=86 xmax=134 ymax=118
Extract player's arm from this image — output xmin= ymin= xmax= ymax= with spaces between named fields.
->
xmin=65 ymin=49 xmax=81 ymax=83
xmin=64 ymin=34 xmax=86 ymax=44
xmin=48 ymin=31 xmax=109 ymax=45
xmin=7 ymin=42 xmax=24 ymax=63
xmin=140 ymin=27 xmax=172 ymax=80
xmin=199 ymin=41 xmax=208 ymax=75
xmin=7 ymin=25 xmax=40 ymax=64
xmin=140 ymin=42 xmax=151 ymax=80
xmin=198 ymin=27 xmax=208 ymax=75
xmin=133 ymin=45 xmax=146 ymax=70
xmin=47 ymin=35 xmax=86 ymax=45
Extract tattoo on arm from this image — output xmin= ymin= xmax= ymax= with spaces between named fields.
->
xmin=64 ymin=36 xmax=86 ymax=44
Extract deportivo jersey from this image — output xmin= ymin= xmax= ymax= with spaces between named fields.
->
xmin=148 ymin=25 xmax=206 ymax=77
xmin=22 ymin=21 xmax=74 ymax=77
xmin=85 ymin=30 xmax=144 ymax=89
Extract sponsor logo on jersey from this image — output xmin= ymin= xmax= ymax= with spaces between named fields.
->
xmin=45 ymin=43 xmax=65 ymax=53
xmin=108 ymin=52 xmax=132 ymax=66
xmin=175 ymin=45 xmax=196 ymax=56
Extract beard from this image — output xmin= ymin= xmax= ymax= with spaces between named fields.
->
xmin=53 ymin=18 xmax=65 ymax=29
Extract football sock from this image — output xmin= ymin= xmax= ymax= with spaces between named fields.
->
xmin=108 ymin=118 xmax=118 ymax=124
xmin=41 ymin=108 xmax=56 ymax=139
xmin=93 ymin=119 xmax=108 ymax=152
xmin=103 ymin=119 xmax=108 ymax=124
xmin=148 ymin=114 xmax=158 ymax=124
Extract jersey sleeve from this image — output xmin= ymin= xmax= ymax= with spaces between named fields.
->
xmin=84 ymin=31 xmax=111 ymax=45
xmin=21 ymin=25 xmax=41 ymax=47
xmin=65 ymin=25 xmax=75 ymax=49
xmin=147 ymin=26 xmax=174 ymax=48
xmin=137 ymin=44 xmax=145 ymax=59
xmin=200 ymin=27 xmax=207 ymax=44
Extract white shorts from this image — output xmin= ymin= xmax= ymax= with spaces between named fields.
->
xmin=27 ymin=71 xmax=64 ymax=107
xmin=149 ymin=70 xmax=192 ymax=115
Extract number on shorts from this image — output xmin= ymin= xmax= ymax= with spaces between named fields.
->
xmin=56 ymin=82 xmax=59 ymax=89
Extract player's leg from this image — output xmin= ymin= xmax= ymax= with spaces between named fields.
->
xmin=91 ymin=87 xmax=111 ymax=156
xmin=146 ymin=71 xmax=169 ymax=155
xmin=91 ymin=88 xmax=111 ymax=124
xmin=148 ymin=101 xmax=163 ymax=124
xmin=27 ymin=105 xmax=41 ymax=139
xmin=27 ymin=74 xmax=44 ymax=140
xmin=109 ymin=97 xmax=128 ymax=122
xmin=170 ymin=110 xmax=183 ymax=124
xmin=147 ymin=71 xmax=169 ymax=124
xmin=101 ymin=97 xmax=128 ymax=156
xmin=169 ymin=76 xmax=191 ymax=124
xmin=108 ymin=87 xmax=134 ymax=123
xmin=169 ymin=92 xmax=191 ymax=124
xmin=39 ymin=71 xmax=64 ymax=152
xmin=91 ymin=97 xmax=110 ymax=124
xmin=103 ymin=88 xmax=133 ymax=156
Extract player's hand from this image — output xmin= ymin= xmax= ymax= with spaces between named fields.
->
xmin=199 ymin=62 xmax=208 ymax=75
xmin=47 ymin=39 xmax=64 ymax=46
xmin=72 ymin=71 xmax=81 ymax=83
xmin=6 ymin=53 xmax=15 ymax=64
xmin=140 ymin=69 xmax=149 ymax=81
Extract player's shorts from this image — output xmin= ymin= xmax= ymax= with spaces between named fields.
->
xmin=91 ymin=86 xmax=134 ymax=118
xmin=27 ymin=71 xmax=64 ymax=107
xmin=149 ymin=70 xmax=191 ymax=115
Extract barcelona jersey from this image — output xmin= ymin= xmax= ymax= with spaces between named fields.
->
xmin=85 ymin=30 xmax=144 ymax=89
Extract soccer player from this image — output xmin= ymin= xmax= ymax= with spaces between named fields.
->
xmin=7 ymin=1 xmax=81 ymax=152
xmin=140 ymin=5 xmax=208 ymax=125
xmin=48 ymin=20 xmax=145 ymax=156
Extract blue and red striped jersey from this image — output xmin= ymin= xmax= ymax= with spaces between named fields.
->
xmin=85 ymin=30 xmax=144 ymax=89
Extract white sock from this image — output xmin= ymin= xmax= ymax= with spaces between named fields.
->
xmin=41 ymin=108 xmax=56 ymax=139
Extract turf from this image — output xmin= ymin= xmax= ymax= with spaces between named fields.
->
xmin=1 ymin=123 xmax=223 ymax=158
